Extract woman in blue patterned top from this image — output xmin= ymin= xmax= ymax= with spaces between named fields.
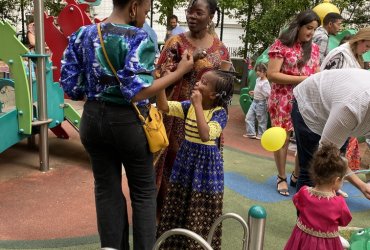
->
xmin=60 ymin=0 xmax=193 ymax=249
xmin=155 ymin=67 xmax=234 ymax=249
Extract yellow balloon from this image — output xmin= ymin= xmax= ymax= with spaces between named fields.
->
xmin=261 ymin=127 xmax=287 ymax=152
xmin=312 ymin=0 xmax=340 ymax=25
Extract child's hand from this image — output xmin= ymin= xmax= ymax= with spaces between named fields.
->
xmin=249 ymin=90 xmax=254 ymax=96
xmin=191 ymin=89 xmax=202 ymax=106
xmin=177 ymin=50 xmax=194 ymax=74
xmin=193 ymin=48 xmax=207 ymax=62
xmin=162 ymin=69 xmax=171 ymax=77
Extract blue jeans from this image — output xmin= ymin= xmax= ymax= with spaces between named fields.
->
xmin=245 ymin=99 xmax=268 ymax=137
xmin=80 ymin=101 xmax=156 ymax=250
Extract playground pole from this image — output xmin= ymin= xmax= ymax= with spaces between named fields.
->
xmin=248 ymin=205 xmax=267 ymax=250
xmin=34 ymin=0 xmax=49 ymax=171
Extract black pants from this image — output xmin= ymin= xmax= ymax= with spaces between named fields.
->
xmin=80 ymin=101 xmax=156 ymax=250
xmin=291 ymin=100 xmax=348 ymax=192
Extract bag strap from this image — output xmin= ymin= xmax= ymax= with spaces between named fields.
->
xmin=97 ymin=23 xmax=146 ymax=123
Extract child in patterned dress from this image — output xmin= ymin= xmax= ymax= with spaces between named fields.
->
xmin=156 ymin=67 xmax=234 ymax=250
xmin=284 ymin=143 xmax=352 ymax=250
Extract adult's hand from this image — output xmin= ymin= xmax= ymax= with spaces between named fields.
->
xmin=193 ymin=48 xmax=207 ymax=62
xmin=267 ymin=57 xmax=308 ymax=85
xmin=360 ymin=182 xmax=370 ymax=200
xmin=177 ymin=50 xmax=194 ymax=75
xmin=347 ymin=173 xmax=370 ymax=200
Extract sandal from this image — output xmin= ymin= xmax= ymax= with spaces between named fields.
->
xmin=277 ymin=175 xmax=289 ymax=196
xmin=290 ymin=171 xmax=298 ymax=187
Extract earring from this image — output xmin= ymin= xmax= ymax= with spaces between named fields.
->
xmin=129 ymin=11 xmax=136 ymax=19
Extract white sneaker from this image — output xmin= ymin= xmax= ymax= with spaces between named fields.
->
xmin=340 ymin=235 xmax=350 ymax=249
xmin=243 ymin=134 xmax=256 ymax=139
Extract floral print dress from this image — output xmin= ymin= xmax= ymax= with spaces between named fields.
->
xmin=268 ymin=39 xmax=320 ymax=131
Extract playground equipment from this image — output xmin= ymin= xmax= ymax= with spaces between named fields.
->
xmin=344 ymin=169 xmax=370 ymax=249
xmin=153 ymin=206 xmax=267 ymax=250
xmin=0 ymin=0 xmax=85 ymax=170
xmin=349 ymin=227 xmax=370 ymax=250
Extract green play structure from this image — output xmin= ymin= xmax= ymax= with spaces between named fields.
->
xmin=239 ymin=29 xmax=370 ymax=115
xmin=0 ymin=21 xmax=81 ymax=155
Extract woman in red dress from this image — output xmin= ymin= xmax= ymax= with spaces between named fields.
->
xmin=267 ymin=10 xmax=321 ymax=196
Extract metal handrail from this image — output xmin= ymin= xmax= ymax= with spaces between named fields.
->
xmin=153 ymin=228 xmax=213 ymax=250
xmin=207 ymin=213 xmax=249 ymax=250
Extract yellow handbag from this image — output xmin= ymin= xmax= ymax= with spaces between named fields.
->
xmin=97 ymin=23 xmax=169 ymax=153
xmin=132 ymin=104 xmax=169 ymax=153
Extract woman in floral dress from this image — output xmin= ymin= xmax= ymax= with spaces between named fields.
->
xmin=267 ymin=10 xmax=321 ymax=196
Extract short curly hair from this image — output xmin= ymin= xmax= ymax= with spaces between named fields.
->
xmin=309 ymin=142 xmax=347 ymax=186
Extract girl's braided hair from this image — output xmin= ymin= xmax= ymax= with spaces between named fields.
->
xmin=212 ymin=70 xmax=234 ymax=113
xmin=210 ymin=69 xmax=234 ymax=156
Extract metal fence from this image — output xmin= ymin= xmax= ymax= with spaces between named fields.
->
xmin=227 ymin=46 xmax=243 ymax=58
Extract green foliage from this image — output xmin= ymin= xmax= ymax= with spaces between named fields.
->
xmin=234 ymin=0 xmax=313 ymax=58
xmin=0 ymin=0 xmax=64 ymax=27
xmin=332 ymin=0 xmax=370 ymax=28
xmin=230 ymin=0 xmax=369 ymax=58
xmin=44 ymin=0 xmax=65 ymax=17
xmin=153 ymin=0 xmax=188 ymax=26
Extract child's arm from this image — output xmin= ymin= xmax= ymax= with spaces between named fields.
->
xmin=338 ymin=199 xmax=352 ymax=226
xmin=191 ymin=89 xmax=210 ymax=142
xmin=132 ymin=52 xmax=193 ymax=102
xmin=156 ymin=89 xmax=169 ymax=113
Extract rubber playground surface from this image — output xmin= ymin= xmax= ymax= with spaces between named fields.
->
xmin=0 ymin=100 xmax=369 ymax=249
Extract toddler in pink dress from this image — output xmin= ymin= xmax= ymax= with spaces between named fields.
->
xmin=285 ymin=143 xmax=352 ymax=250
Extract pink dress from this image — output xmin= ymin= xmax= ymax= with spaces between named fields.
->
xmin=284 ymin=186 xmax=352 ymax=250
xmin=268 ymin=39 xmax=320 ymax=131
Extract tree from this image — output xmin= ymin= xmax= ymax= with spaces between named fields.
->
xmin=0 ymin=0 xmax=64 ymax=43
xmin=0 ymin=0 xmax=64 ymax=27
xmin=134 ymin=0 xmax=369 ymax=59
xmin=332 ymin=0 xmax=370 ymax=29
xmin=153 ymin=0 xmax=188 ymax=26
xmin=232 ymin=0 xmax=313 ymax=58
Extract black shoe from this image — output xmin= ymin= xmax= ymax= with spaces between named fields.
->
xmin=290 ymin=172 xmax=298 ymax=187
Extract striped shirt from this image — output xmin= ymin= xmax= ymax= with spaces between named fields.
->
xmin=167 ymin=101 xmax=226 ymax=145
xmin=293 ymin=68 xmax=370 ymax=148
